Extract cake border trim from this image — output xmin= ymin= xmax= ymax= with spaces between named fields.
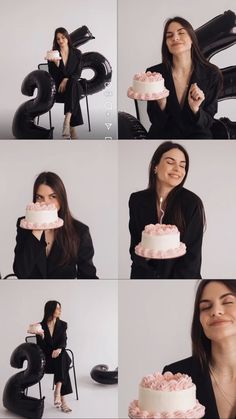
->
xmin=19 ymin=217 xmax=64 ymax=230
xmin=127 ymin=87 xmax=169 ymax=101
xmin=134 ymin=242 xmax=186 ymax=259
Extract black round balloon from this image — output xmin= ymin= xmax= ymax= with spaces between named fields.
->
xmin=70 ymin=25 xmax=95 ymax=48
xmin=12 ymin=70 xmax=56 ymax=139
xmin=3 ymin=342 xmax=45 ymax=419
xmin=196 ymin=10 xmax=236 ymax=60
xmin=118 ymin=112 xmax=147 ymax=139
xmin=90 ymin=364 xmax=118 ymax=385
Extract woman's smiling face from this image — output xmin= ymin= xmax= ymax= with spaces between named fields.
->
xmin=199 ymin=281 xmax=236 ymax=343
xmin=154 ymin=148 xmax=186 ymax=189
xmin=165 ymin=21 xmax=192 ymax=56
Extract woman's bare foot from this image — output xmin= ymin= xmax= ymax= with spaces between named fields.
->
xmin=61 ymin=396 xmax=72 ymax=413
xmin=70 ymin=127 xmax=78 ymax=139
xmin=62 ymin=121 xmax=70 ymax=138
xmin=54 ymin=391 xmax=62 ymax=408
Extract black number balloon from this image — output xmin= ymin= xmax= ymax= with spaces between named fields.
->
xmin=3 ymin=342 xmax=45 ymax=419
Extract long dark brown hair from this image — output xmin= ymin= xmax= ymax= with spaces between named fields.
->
xmin=148 ymin=141 xmax=205 ymax=235
xmin=161 ymin=16 xmax=222 ymax=78
xmin=52 ymin=27 xmax=72 ymax=50
xmin=42 ymin=300 xmax=61 ymax=323
xmin=33 ymin=172 xmax=79 ymax=266
xmin=191 ymin=280 xmax=236 ymax=370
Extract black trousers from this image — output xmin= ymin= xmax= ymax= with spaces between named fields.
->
xmin=44 ymin=349 xmax=72 ymax=396
xmin=56 ymin=78 xmax=84 ymax=127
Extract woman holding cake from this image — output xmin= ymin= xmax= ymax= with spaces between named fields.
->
xmin=47 ymin=27 xmax=83 ymax=139
xmin=163 ymin=279 xmax=236 ymax=419
xmin=34 ymin=300 xmax=72 ymax=413
xmin=13 ymin=171 xmax=98 ymax=279
xmin=146 ymin=17 xmax=222 ymax=139
xmin=129 ymin=141 xmax=205 ymax=279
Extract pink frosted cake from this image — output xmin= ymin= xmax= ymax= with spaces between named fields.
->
xmin=27 ymin=323 xmax=43 ymax=334
xmin=129 ymin=372 xmax=205 ymax=419
xmin=135 ymin=224 xmax=186 ymax=259
xmin=45 ymin=50 xmax=61 ymax=61
xmin=20 ymin=203 xmax=64 ymax=230
xmin=127 ymin=72 xmax=169 ymax=100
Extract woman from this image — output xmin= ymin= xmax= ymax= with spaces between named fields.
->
xmin=13 ymin=171 xmax=98 ymax=279
xmin=35 ymin=301 xmax=72 ymax=413
xmin=48 ymin=27 xmax=83 ymax=139
xmin=163 ymin=280 xmax=236 ymax=419
xmin=146 ymin=17 xmax=222 ymax=139
xmin=129 ymin=141 xmax=205 ymax=279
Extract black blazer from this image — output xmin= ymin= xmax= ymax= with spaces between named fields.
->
xmin=129 ymin=187 xmax=204 ymax=279
xmin=36 ymin=319 xmax=67 ymax=357
xmin=146 ymin=62 xmax=222 ymax=139
xmin=13 ymin=218 xmax=98 ymax=279
xmin=48 ymin=47 xmax=83 ymax=90
xmin=163 ymin=356 xmax=221 ymax=419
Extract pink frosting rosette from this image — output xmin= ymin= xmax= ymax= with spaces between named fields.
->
xmin=140 ymin=372 xmax=192 ymax=391
xmin=128 ymin=371 xmax=205 ymax=419
xmin=26 ymin=202 xmax=57 ymax=211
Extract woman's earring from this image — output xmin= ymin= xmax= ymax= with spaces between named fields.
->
xmin=154 ymin=168 xmax=157 ymax=175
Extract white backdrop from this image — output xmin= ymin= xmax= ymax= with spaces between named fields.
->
xmin=118 ymin=0 xmax=236 ymax=129
xmin=118 ymin=279 xmax=197 ymax=419
xmin=0 ymin=280 xmax=118 ymax=419
xmin=119 ymin=140 xmax=236 ymax=279
xmin=0 ymin=0 xmax=117 ymax=139
xmin=0 ymin=140 xmax=118 ymax=279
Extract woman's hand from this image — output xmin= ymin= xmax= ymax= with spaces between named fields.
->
xmin=156 ymin=97 xmax=167 ymax=111
xmin=58 ymin=78 xmax=68 ymax=93
xmin=52 ymin=349 xmax=62 ymax=358
xmin=188 ymin=83 xmax=205 ymax=114
xmin=37 ymin=329 xmax=44 ymax=338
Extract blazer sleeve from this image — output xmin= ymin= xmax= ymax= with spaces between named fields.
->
xmin=48 ymin=60 xmax=60 ymax=85
xmin=36 ymin=333 xmax=47 ymax=352
xmin=13 ymin=218 xmax=46 ymax=279
xmin=56 ymin=322 xmax=67 ymax=349
xmin=186 ymin=69 xmax=222 ymax=129
xmin=129 ymin=193 xmax=141 ymax=260
xmin=70 ymin=49 xmax=83 ymax=81
xmin=172 ymin=199 xmax=204 ymax=279
xmin=77 ymin=226 xmax=98 ymax=279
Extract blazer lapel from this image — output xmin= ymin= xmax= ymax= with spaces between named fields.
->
xmin=194 ymin=366 xmax=219 ymax=419
xmin=37 ymin=232 xmax=47 ymax=278
xmin=142 ymin=190 xmax=158 ymax=225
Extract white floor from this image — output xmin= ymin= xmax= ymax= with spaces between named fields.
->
xmin=0 ymin=372 xmax=118 ymax=418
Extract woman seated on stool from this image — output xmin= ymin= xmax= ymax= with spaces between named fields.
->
xmin=47 ymin=27 xmax=84 ymax=139
xmin=35 ymin=300 xmax=72 ymax=413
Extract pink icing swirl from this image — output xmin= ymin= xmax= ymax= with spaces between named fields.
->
xmin=26 ymin=202 xmax=57 ymax=211
xmin=144 ymin=224 xmax=178 ymax=235
xmin=134 ymin=71 xmax=163 ymax=82
xmin=140 ymin=372 xmax=193 ymax=391
xmin=128 ymin=400 xmax=205 ymax=419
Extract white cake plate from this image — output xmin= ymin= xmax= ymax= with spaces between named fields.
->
xmin=127 ymin=87 xmax=169 ymax=101
xmin=20 ymin=218 xmax=64 ymax=230
xmin=135 ymin=242 xmax=186 ymax=259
